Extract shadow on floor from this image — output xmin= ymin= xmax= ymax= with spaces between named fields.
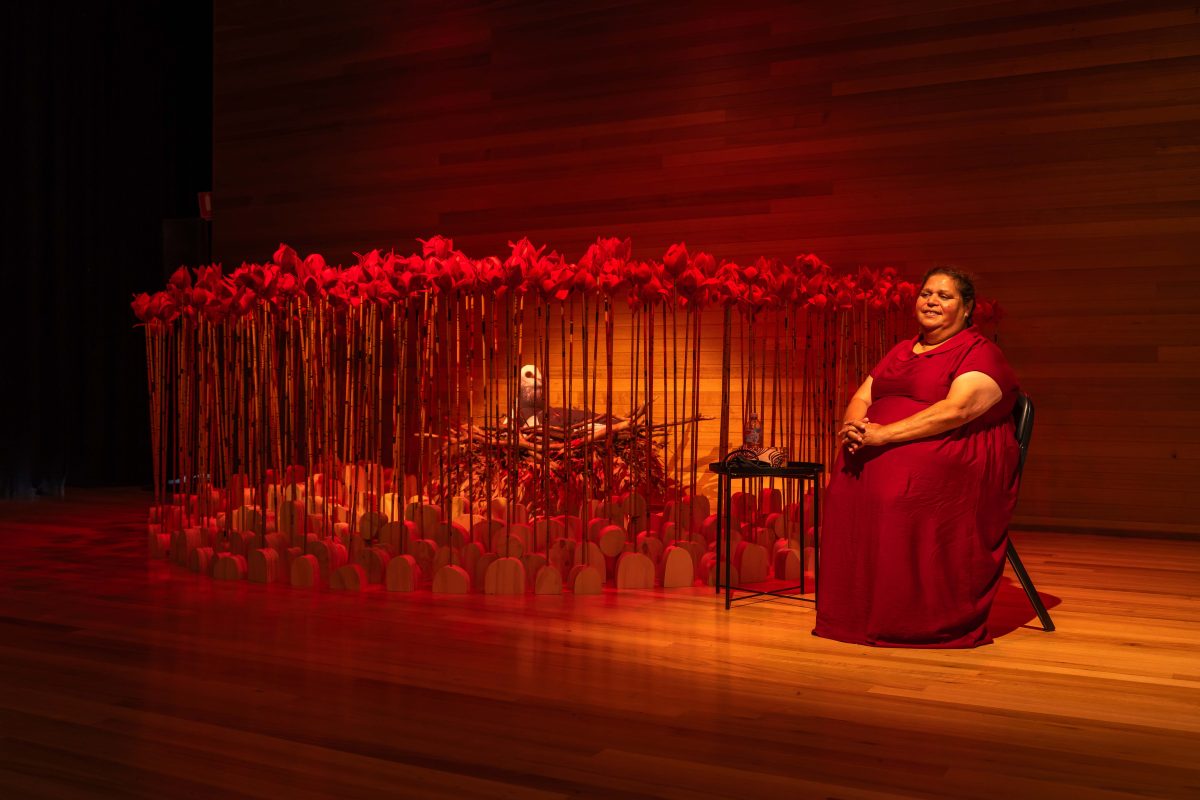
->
xmin=989 ymin=575 xmax=1061 ymax=638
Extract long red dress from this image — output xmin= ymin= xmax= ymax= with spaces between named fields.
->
xmin=813 ymin=326 xmax=1020 ymax=648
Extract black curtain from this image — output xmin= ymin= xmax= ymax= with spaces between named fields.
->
xmin=1 ymin=3 xmax=212 ymax=497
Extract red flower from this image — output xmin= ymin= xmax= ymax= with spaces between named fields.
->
xmin=571 ymin=262 xmax=597 ymax=294
xmin=167 ymin=266 xmax=192 ymax=292
xmin=663 ymin=242 xmax=689 ymax=277
xmin=273 ymin=243 xmax=302 ymax=273
xmin=674 ymin=266 xmax=707 ymax=306
xmin=418 ymin=235 xmax=454 ymax=259
xmin=131 ymin=292 xmax=153 ymax=322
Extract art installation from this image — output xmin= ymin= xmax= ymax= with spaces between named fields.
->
xmin=133 ymin=236 xmax=1000 ymax=594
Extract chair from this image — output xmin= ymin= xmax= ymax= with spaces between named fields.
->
xmin=1006 ymin=392 xmax=1055 ymax=632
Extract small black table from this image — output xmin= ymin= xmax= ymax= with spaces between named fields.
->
xmin=708 ymin=460 xmax=824 ymax=609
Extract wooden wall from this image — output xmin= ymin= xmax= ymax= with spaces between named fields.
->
xmin=213 ymin=0 xmax=1200 ymax=535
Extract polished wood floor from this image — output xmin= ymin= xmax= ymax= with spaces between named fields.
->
xmin=1 ymin=489 xmax=1197 ymax=799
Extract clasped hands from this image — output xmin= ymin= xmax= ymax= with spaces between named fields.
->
xmin=839 ymin=418 xmax=889 ymax=453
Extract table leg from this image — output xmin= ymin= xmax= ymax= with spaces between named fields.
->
xmin=714 ymin=473 xmax=724 ymax=594
xmin=813 ymin=474 xmax=820 ymax=605
xmin=724 ymin=476 xmax=734 ymax=610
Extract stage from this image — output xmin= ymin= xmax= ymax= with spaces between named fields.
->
xmin=1 ymin=489 xmax=1196 ymax=799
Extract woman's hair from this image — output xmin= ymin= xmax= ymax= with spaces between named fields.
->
xmin=920 ymin=266 xmax=977 ymax=325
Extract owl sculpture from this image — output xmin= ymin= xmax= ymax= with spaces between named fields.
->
xmin=517 ymin=364 xmax=544 ymax=426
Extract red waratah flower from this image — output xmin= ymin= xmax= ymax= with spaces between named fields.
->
xmin=418 ymin=235 xmax=454 ymax=259
xmin=273 ymin=243 xmax=303 ymax=273
xmin=131 ymin=292 xmax=153 ymax=322
xmin=571 ymin=260 xmax=597 ymax=294
xmin=663 ymin=242 xmax=689 ymax=277
xmin=134 ymin=236 xmax=1001 ymax=332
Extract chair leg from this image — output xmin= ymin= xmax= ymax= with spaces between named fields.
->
xmin=1005 ymin=538 xmax=1055 ymax=632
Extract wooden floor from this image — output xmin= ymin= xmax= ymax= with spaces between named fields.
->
xmin=1 ymin=490 xmax=1197 ymax=799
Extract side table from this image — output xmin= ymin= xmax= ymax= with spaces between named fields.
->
xmin=708 ymin=460 xmax=823 ymax=610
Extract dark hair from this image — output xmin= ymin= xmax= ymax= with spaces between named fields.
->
xmin=920 ymin=266 xmax=977 ymax=325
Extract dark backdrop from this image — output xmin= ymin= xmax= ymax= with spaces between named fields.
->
xmin=1 ymin=3 xmax=212 ymax=497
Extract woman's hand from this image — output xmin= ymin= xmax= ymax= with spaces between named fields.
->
xmin=842 ymin=418 xmax=890 ymax=453
xmin=840 ymin=418 xmax=868 ymax=451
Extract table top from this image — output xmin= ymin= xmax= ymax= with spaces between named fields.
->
xmin=708 ymin=460 xmax=824 ymax=478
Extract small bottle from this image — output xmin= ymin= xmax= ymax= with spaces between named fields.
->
xmin=744 ymin=411 xmax=762 ymax=450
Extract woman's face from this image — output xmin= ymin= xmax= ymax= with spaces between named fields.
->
xmin=915 ymin=274 xmax=972 ymax=338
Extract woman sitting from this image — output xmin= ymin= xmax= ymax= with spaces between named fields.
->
xmin=813 ymin=268 xmax=1020 ymax=648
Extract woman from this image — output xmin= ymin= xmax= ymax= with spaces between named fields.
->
xmin=813 ymin=268 xmax=1020 ymax=648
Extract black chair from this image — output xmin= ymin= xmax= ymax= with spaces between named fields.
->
xmin=1006 ymin=392 xmax=1055 ymax=632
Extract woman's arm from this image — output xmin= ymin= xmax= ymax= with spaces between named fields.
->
xmin=837 ymin=376 xmax=873 ymax=450
xmin=849 ymin=371 xmax=1002 ymax=448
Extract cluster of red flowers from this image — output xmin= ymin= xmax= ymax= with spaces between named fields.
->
xmin=132 ymin=236 xmax=1001 ymax=325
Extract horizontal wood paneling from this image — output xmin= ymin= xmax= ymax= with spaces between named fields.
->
xmin=214 ymin=0 xmax=1200 ymax=534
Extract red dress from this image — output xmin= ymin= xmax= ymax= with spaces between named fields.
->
xmin=813 ymin=327 xmax=1020 ymax=648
